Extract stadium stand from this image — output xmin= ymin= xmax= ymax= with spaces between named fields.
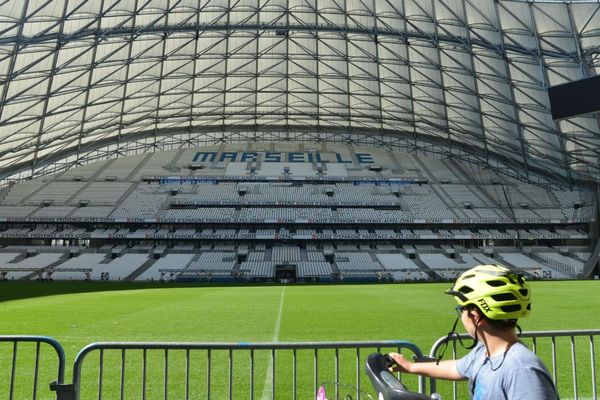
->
xmin=0 ymin=144 xmax=596 ymax=283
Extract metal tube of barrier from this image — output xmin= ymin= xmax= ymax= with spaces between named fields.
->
xmin=164 ymin=349 xmax=169 ymax=400
xmin=185 ymin=349 xmax=190 ymax=400
xmin=120 ymin=349 xmax=125 ymax=400
xmin=10 ymin=342 xmax=17 ymax=400
xmin=356 ymin=348 xmax=361 ymax=400
xmin=551 ymin=336 xmax=557 ymax=385
xmin=591 ymin=336 xmax=597 ymax=400
xmin=33 ymin=342 xmax=41 ymax=399
xmin=293 ymin=348 xmax=297 ymax=400
xmin=571 ymin=336 xmax=578 ymax=399
xmin=228 ymin=348 xmax=233 ymax=400
xmin=314 ymin=348 xmax=319 ymax=397
xmin=98 ymin=349 xmax=104 ymax=399
xmin=207 ymin=349 xmax=211 ymax=400
xmin=271 ymin=348 xmax=276 ymax=400
xmin=142 ymin=349 xmax=147 ymax=400
xmin=335 ymin=348 xmax=340 ymax=400
xmin=250 ymin=349 xmax=255 ymax=400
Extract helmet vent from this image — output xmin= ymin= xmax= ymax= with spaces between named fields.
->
xmin=500 ymin=304 xmax=521 ymax=312
xmin=519 ymin=289 xmax=529 ymax=296
xmin=458 ymin=285 xmax=474 ymax=294
xmin=491 ymin=293 xmax=517 ymax=301
xmin=486 ymin=280 xmax=507 ymax=287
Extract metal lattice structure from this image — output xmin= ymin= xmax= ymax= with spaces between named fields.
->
xmin=1 ymin=0 xmax=599 ymax=186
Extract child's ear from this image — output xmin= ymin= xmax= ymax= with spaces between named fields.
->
xmin=469 ymin=308 xmax=481 ymax=321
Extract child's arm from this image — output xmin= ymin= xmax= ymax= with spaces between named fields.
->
xmin=387 ymin=352 xmax=466 ymax=381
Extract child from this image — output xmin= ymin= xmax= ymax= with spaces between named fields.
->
xmin=388 ymin=264 xmax=559 ymax=400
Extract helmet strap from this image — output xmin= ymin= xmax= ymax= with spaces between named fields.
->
xmin=435 ymin=316 xmax=477 ymax=365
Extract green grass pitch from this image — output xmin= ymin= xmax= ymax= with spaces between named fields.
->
xmin=0 ymin=280 xmax=598 ymax=399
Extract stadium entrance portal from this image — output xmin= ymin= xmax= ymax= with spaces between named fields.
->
xmin=275 ymin=264 xmax=296 ymax=282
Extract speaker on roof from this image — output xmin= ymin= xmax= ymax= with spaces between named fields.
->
xmin=548 ymin=75 xmax=600 ymax=120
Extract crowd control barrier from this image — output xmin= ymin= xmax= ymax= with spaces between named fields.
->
xmin=429 ymin=329 xmax=600 ymax=400
xmin=3 ymin=331 xmax=599 ymax=399
xmin=54 ymin=340 xmax=424 ymax=400
xmin=0 ymin=336 xmax=66 ymax=400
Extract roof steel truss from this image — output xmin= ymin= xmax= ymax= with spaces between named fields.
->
xmin=0 ymin=0 xmax=598 ymax=185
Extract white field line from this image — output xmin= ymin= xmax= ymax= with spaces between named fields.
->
xmin=261 ymin=286 xmax=286 ymax=400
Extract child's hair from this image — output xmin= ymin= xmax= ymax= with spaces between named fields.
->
xmin=467 ymin=304 xmax=518 ymax=330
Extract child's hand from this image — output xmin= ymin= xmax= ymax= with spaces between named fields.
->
xmin=387 ymin=352 xmax=414 ymax=373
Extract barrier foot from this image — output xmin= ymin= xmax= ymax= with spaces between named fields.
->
xmin=50 ymin=381 xmax=76 ymax=400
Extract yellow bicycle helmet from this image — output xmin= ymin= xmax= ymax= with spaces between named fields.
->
xmin=447 ymin=264 xmax=531 ymax=320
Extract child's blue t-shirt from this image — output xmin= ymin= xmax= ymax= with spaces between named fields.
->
xmin=456 ymin=342 xmax=559 ymax=400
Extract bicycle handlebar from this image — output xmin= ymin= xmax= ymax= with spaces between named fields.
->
xmin=365 ymin=353 xmax=433 ymax=400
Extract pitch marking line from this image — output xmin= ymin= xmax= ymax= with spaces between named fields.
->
xmin=261 ymin=285 xmax=286 ymax=400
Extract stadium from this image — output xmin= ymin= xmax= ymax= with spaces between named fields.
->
xmin=0 ymin=0 xmax=599 ymax=399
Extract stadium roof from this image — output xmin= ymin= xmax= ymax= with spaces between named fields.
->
xmin=0 ymin=0 xmax=599 ymax=186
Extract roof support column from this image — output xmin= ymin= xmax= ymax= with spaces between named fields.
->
xmin=285 ymin=0 xmax=290 ymax=138
xmin=253 ymin=0 xmax=260 ymax=133
xmin=152 ymin=0 xmax=172 ymax=150
xmin=343 ymin=0 xmax=352 ymax=141
xmin=400 ymin=0 xmax=418 ymax=151
xmin=431 ymin=0 xmax=453 ymax=158
xmin=314 ymin=0 xmax=322 ymax=137
xmin=372 ymin=0 xmax=386 ymax=145
xmin=529 ymin=2 xmax=572 ymax=187
xmin=188 ymin=3 xmax=202 ymax=143
xmin=221 ymin=0 xmax=232 ymax=141
xmin=461 ymin=0 xmax=489 ymax=166
xmin=113 ymin=0 xmax=139 ymax=157
xmin=76 ymin=0 xmax=109 ymax=167
xmin=489 ymin=0 xmax=531 ymax=182
xmin=31 ymin=0 xmax=70 ymax=175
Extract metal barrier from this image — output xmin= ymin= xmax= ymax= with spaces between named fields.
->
xmin=429 ymin=329 xmax=600 ymax=400
xmin=5 ymin=331 xmax=599 ymax=399
xmin=0 ymin=336 xmax=66 ymax=400
xmin=52 ymin=340 xmax=425 ymax=400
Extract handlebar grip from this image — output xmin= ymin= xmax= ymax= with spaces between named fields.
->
xmin=385 ymin=355 xmax=397 ymax=369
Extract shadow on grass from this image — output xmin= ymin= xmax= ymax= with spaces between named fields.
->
xmin=0 ymin=279 xmax=573 ymax=305
xmin=0 ymin=281 xmax=211 ymax=303
xmin=0 ymin=279 xmax=428 ymax=303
